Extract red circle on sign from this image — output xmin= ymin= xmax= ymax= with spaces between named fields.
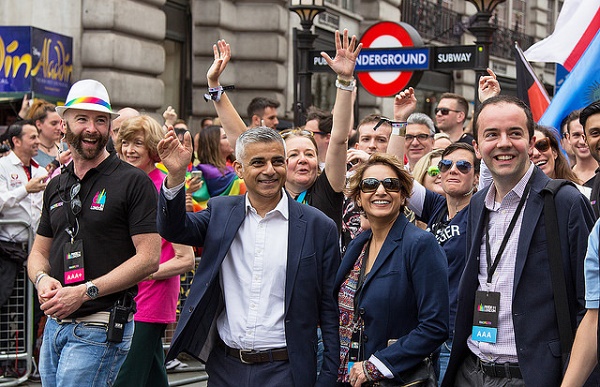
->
xmin=357 ymin=22 xmax=420 ymax=97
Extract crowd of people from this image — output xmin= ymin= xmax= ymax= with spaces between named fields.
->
xmin=1 ymin=27 xmax=600 ymax=387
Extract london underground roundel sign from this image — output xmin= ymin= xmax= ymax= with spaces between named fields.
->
xmin=357 ymin=22 xmax=425 ymax=97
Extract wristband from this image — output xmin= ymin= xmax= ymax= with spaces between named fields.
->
xmin=35 ymin=271 xmax=48 ymax=289
xmin=391 ymin=122 xmax=407 ymax=136
xmin=203 ymin=85 xmax=235 ymax=102
xmin=335 ymin=77 xmax=356 ymax=91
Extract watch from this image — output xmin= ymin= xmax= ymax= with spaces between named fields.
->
xmin=85 ymin=281 xmax=99 ymax=299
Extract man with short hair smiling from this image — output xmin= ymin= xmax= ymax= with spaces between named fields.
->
xmin=435 ymin=93 xmax=474 ymax=144
xmin=27 ymin=80 xmax=161 ymax=387
xmin=0 ymin=120 xmax=47 ymax=306
xmin=565 ymin=109 xmax=598 ymax=186
xmin=442 ymin=95 xmax=594 ymax=387
xmin=247 ymin=97 xmax=280 ymax=130
xmin=561 ymin=99 xmax=600 ymax=386
xmin=404 ymin=112 xmax=435 ymax=172
xmin=157 ymin=126 xmax=340 ymax=386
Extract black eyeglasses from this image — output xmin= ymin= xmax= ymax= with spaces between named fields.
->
xmin=359 ymin=177 xmax=401 ymax=193
xmin=405 ymin=134 xmax=434 ymax=142
xmin=438 ymin=159 xmax=473 ymax=174
xmin=534 ymin=138 xmax=551 ymax=152
xmin=435 ymin=107 xmax=461 ymax=116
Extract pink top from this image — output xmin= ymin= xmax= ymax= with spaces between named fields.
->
xmin=134 ymin=168 xmax=180 ymax=323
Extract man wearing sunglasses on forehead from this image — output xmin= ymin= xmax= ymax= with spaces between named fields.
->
xmin=440 ymin=95 xmax=595 ymax=387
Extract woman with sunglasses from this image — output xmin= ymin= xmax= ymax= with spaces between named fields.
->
xmin=530 ymin=125 xmax=591 ymax=197
xmin=337 ymin=153 xmax=448 ymax=386
xmin=113 ymin=116 xmax=195 ymax=387
xmin=404 ymin=143 xmax=479 ymax=382
xmin=204 ymin=30 xmax=360 ymax=232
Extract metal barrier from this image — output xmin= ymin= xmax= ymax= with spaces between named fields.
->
xmin=0 ymin=220 xmax=34 ymax=386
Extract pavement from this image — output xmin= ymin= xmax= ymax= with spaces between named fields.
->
xmin=5 ymin=358 xmax=208 ymax=387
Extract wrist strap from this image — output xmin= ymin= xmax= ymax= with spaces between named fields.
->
xmin=204 ymin=85 xmax=235 ymax=102
xmin=391 ymin=122 xmax=407 ymax=136
xmin=35 ymin=272 xmax=48 ymax=289
xmin=335 ymin=76 xmax=356 ymax=91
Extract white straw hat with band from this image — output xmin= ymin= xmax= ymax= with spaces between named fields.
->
xmin=56 ymin=79 xmax=120 ymax=119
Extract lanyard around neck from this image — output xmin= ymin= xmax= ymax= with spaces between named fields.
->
xmin=484 ymin=169 xmax=535 ymax=284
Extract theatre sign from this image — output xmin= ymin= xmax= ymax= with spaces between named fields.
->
xmin=0 ymin=26 xmax=73 ymax=102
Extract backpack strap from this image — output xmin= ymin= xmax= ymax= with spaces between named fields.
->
xmin=541 ymin=179 xmax=575 ymax=367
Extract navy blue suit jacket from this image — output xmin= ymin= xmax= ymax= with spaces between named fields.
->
xmin=442 ymin=168 xmax=594 ymax=387
xmin=157 ymin=188 xmax=341 ymax=387
xmin=336 ymin=214 xmax=449 ymax=380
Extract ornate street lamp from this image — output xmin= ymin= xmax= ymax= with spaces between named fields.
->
xmin=289 ymin=0 xmax=326 ymax=127
xmin=466 ymin=0 xmax=506 ymax=108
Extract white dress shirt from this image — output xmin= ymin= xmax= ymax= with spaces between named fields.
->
xmin=0 ymin=152 xmax=45 ymax=242
xmin=163 ymin=182 xmax=289 ymax=350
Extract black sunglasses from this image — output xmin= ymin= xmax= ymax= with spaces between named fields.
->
xmin=438 ymin=159 xmax=473 ymax=174
xmin=70 ymin=182 xmax=82 ymax=216
xmin=435 ymin=107 xmax=461 ymax=116
xmin=534 ymin=138 xmax=551 ymax=152
xmin=359 ymin=177 xmax=401 ymax=193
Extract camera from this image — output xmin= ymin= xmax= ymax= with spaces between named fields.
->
xmin=0 ymin=144 xmax=10 ymax=154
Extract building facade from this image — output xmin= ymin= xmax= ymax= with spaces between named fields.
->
xmin=0 ymin=0 xmax=561 ymax=132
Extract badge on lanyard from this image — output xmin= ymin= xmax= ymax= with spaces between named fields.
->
xmin=63 ymin=240 xmax=85 ymax=284
xmin=472 ymin=290 xmax=500 ymax=343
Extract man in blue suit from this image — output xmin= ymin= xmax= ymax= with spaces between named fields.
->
xmin=442 ymin=96 xmax=594 ymax=387
xmin=156 ymin=126 xmax=340 ymax=386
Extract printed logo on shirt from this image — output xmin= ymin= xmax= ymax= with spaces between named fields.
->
xmin=9 ymin=173 xmax=22 ymax=188
xmin=90 ymin=189 xmax=106 ymax=211
xmin=49 ymin=202 xmax=64 ymax=211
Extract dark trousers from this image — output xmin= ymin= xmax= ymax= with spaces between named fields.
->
xmin=454 ymin=355 xmax=525 ymax=387
xmin=206 ymin=344 xmax=294 ymax=387
xmin=113 ymin=322 xmax=168 ymax=387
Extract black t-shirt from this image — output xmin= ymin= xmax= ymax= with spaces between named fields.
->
xmin=456 ymin=132 xmax=475 ymax=145
xmin=37 ymin=153 xmax=158 ymax=318
xmin=302 ymin=170 xmax=343 ymax=235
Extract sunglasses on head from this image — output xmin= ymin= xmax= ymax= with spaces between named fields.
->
xmin=427 ymin=165 xmax=440 ymax=177
xmin=534 ymin=138 xmax=551 ymax=152
xmin=438 ymin=159 xmax=473 ymax=174
xmin=435 ymin=107 xmax=461 ymax=116
xmin=359 ymin=177 xmax=401 ymax=193
xmin=280 ymin=128 xmax=314 ymax=139
xmin=372 ymin=116 xmax=393 ymax=131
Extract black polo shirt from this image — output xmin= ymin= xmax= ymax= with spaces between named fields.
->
xmin=37 ymin=153 xmax=158 ymax=318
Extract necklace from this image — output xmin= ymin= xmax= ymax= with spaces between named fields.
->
xmin=39 ymin=142 xmax=57 ymax=152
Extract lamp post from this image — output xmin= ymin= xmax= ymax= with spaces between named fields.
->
xmin=466 ymin=0 xmax=506 ymax=108
xmin=289 ymin=0 xmax=325 ymax=127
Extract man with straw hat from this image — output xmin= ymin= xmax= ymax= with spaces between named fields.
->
xmin=27 ymin=79 xmax=161 ymax=387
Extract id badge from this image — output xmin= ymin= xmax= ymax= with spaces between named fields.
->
xmin=347 ymin=326 xmax=362 ymax=374
xmin=472 ymin=290 xmax=500 ymax=343
xmin=63 ymin=240 xmax=85 ymax=284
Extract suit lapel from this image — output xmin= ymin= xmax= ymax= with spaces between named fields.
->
xmin=285 ymin=200 xmax=306 ymax=314
xmin=361 ymin=216 xmax=407 ymax=291
xmin=210 ymin=197 xmax=247 ymax=280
